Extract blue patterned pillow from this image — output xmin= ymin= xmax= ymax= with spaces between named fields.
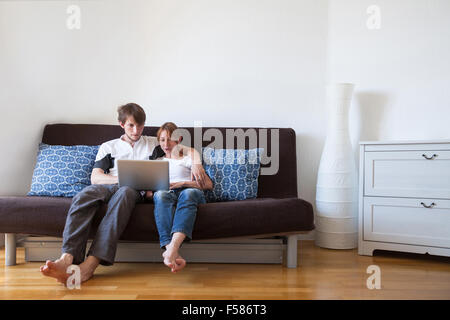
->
xmin=28 ymin=144 xmax=100 ymax=197
xmin=202 ymin=147 xmax=263 ymax=202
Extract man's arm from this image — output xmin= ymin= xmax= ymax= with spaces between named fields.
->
xmin=91 ymin=168 xmax=118 ymax=185
xmin=91 ymin=143 xmax=117 ymax=185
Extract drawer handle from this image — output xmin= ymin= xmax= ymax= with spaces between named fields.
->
xmin=422 ymin=154 xmax=438 ymax=160
xmin=421 ymin=202 xmax=436 ymax=209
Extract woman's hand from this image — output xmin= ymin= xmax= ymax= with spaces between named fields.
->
xmin=191 ymin=163 xmax=208 ymax=188
xmin=170 ymin=181 xmax=185 ymax=189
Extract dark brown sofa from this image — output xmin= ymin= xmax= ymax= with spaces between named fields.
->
xmin=0 ymin=124 xmax=314 ymax=267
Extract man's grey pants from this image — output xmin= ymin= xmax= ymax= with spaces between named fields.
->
xmin=62 ymin=184 xmax=140 ymax=266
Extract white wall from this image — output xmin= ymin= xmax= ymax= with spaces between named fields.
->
xmin=0 ymin=0 xmax=328 ymax=205
xmin=328 ymin=0 xmax=450 ymax=149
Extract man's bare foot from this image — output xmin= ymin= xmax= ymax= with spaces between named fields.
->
xmin=77 ymin=256 xmax=100 ymax=283
xmin=40 ymin=253 xmax=73 ymax=284
xmin=41 ymin=254 xmax=100 ymax=286
xmin=162 ymin=244 xmax=187 ymax=273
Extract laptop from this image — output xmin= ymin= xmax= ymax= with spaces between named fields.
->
xmin=117 ymin=159 xmax=169 ymax=191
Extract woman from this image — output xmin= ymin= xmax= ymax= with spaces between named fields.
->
xmin=149 ymin=122 xmax=213 ymax=273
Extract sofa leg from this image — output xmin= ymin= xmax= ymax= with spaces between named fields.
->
xmin=5 ymin=233 xmax=17 ymax=266
xmin=286 ymin=235 xmax=298 ymax=268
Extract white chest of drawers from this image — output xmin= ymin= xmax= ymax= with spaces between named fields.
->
xmin=358 ymin=140 xmax=450 ymax=257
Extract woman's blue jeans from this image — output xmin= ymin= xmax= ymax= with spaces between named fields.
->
xmin=153 ymin=188 xmax=206 ymax=248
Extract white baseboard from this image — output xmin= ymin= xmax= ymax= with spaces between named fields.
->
xmin=297 ymin=230 xmax=315 ymax=241
xmin=20 ymin=236 xmax=286 ymax=264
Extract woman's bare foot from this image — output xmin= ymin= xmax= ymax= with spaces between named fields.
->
xmin=172 ymin=257 xmax=186 ymax=273
xmin=40 ymin=253 xmax=73 ymax=284
xmin=162 ymin=244 xmax=187 ymax=273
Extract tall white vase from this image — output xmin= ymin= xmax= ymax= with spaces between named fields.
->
xmin=315 ymin=83 xmax=358 ymax=249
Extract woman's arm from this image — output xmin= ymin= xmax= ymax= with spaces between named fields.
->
xmin=170 ymin=175 xmax=213 ymax=190
xmin=178 ymin=145 xmax=208 ymax=188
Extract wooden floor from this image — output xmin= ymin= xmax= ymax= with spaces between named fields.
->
xmin=1 ymin=240 xmax=449 ymax=300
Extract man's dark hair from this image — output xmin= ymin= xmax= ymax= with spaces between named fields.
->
xmin=117 ymin=103 xmax=146 ymax=125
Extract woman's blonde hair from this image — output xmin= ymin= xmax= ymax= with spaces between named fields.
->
xmin=157 ymin=122 xmax=184 ymax=157
xmin=157 ymin=122 xmax=178 ymax=141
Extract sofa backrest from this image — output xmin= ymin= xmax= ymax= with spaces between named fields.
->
xmin=41 ymin=124 xmax=298 ymax=199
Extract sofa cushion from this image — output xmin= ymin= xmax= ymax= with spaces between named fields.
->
xmin=0 ymin=196 xmax=314 ymax=241
xmin=28 ymin=144 xmax=99 ymax=197
xmin=202 ymin=148 xmax=262 ymax=202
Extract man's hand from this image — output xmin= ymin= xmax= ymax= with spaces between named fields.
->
xmin=191 ymin=164 xmax=207 ymax=189
xmin=145 ymin=191 xmax=153 ymax=199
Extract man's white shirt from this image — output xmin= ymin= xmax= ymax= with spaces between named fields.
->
xmin=94 ymin=135 xmax=159 ymax=177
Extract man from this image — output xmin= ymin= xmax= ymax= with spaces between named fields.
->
xmin=40 ymin=103 xmax=207 ymax=284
